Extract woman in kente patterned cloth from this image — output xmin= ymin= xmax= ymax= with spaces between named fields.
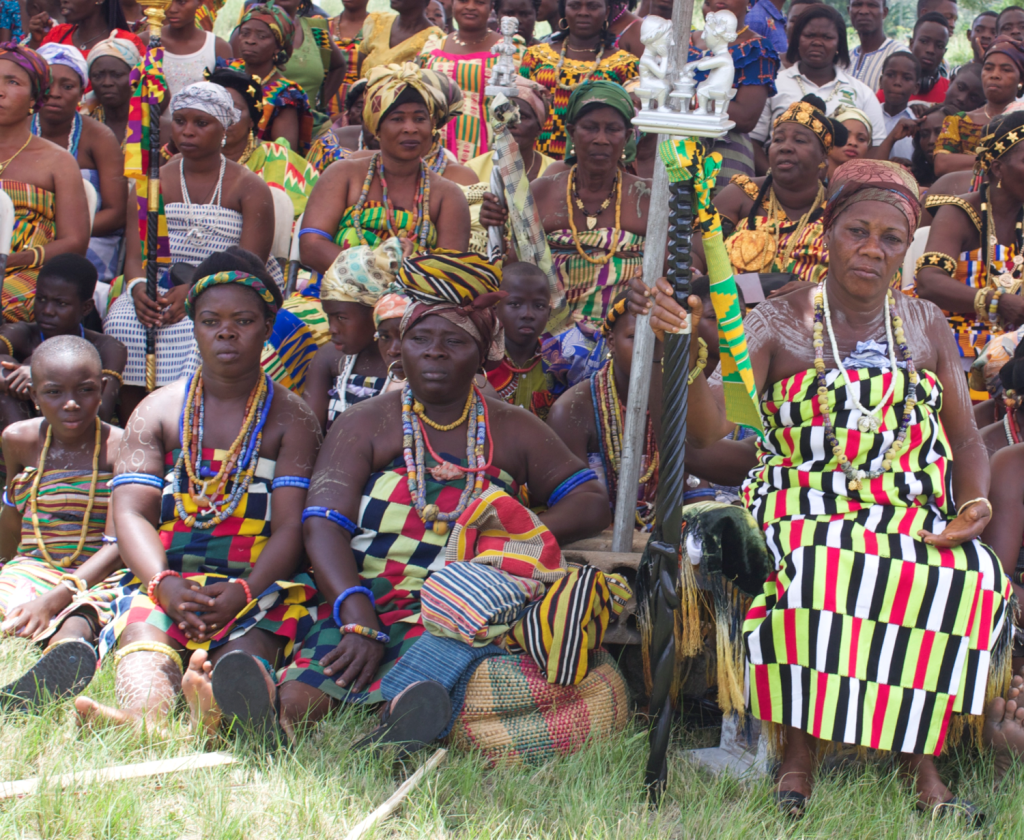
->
xmin=231 ymin=4 xmax=314 ymax=155
xmin=518 ymin=0 xmax=636 ymax=160
xmin=708 ymin=96 xmax=843 ymax=296
xmin=548 ymin=290 xmax=659 ymax=528
xmin=918 ymin=110 xmax=1024 ymax=363
xmin=275 ymin=251 xmax=627 ymax=763
xmin=76 ymin=257 xmax=323 ymax=741
xmin=357 ymin=0 xmax=445 ymax=76
xmin=0 ymin=337 xmax=123 ymax=710
xmin=326 ymin=0 xmax=387 ymax=121
xmin=685 ymin=0 xmax=779 ymax=191
xmin=640 ymin=158 xmax=1023 ymax=821
xmin=419 ymin=0 xmax=524 ymax=164
xmin=0 ymin=43 xmax=91 ymax=323
xmin=933 ymin=38 xmax=1024 ymax=181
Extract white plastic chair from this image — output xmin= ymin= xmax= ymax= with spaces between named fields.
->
xmin=270 ymin=186 xmax=294 ymax=261
xmin=81 ymin=178 xmax=98 ymax=236
xmin=901 ymin=225 xmax=930 ymax=292
xmin=285 ymin=211 xmax=304 ymax=296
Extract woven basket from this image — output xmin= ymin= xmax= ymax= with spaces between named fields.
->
xmin=448 ymin=650 xmax=629 ymax=767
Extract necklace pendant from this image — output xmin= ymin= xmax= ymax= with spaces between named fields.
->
xmin=186 ymin=227 xmax=207 ymax=244
xmin=857 ymin=415 xmax=879 ymax=433
xmin=586 ymin=215 xmax=597 ymax=230
xmin=429 ymin=460 xmax=464 ymax=481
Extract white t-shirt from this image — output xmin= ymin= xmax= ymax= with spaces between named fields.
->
xmin=752 ymin=64 xmax=889 ymax=147
xmin=882 ymin=105 xmax=915 ymax=161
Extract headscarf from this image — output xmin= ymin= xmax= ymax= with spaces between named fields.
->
xmin=821 ymin=158 xmax=921 ymax=234
xmin=186 ymin=271 xmax=279 ymax=319
xmin=321 ymin=239 xmax=402 ymax=307
xmin=420 ymin=67 xmax=463 ymax=130
xmin=238 ymin=3 xmax=295 ymax=64
xmin=975 ymin=109 xmax=1024 ymax=172
xmin=86 ymin=32 xmax=140 ymax=73
xmin=398 ymin=252 xmax=506 ymax=366
xmin=170 ymin=81 xmax=241 ymax=128
xmin=513 ymin=76 xmax=549 ymax=126
xmin=772 ymin=98 xmax=839 ymax=154
xmin=831 ymin=104 xmax=873 ymax=140
xmin=37 ymin=43 xmax=87 ymax=88
xmin=563 ymin=80 xmax=637 ymax=165
xmin=363 ymin=62 xmax=449 ymax=137
xmin=374 ymin=293 xmax=409 ymax=328
xmin=0 ymin=43 xmax=50 ymax=109
xmin=983 ymin=36 xmax=1024 ymax=84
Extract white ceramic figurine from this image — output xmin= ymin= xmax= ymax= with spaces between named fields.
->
xmin=684 ymin=10 xmax=737 ymax=117
xmin=636 ymin=15 xmax=673 ymax=111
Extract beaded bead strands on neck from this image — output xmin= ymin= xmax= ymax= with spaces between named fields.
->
xmin=981 ymin=179 xmax=1024 ymax=302
xmin=31 ymin=417 xmax=102 ymax=569
xmin=352 ymin=151 xmax=432 ymax=252
xmin=812 ymin=284 xmax=919 ymax=492
xmin=567 ymin=164 xmax=622 ymax=264
xmin=172 ymin=366 xmax=273 ymax=529
xmin=554 ymin=38 xmax=607 ymax=92
xmin=31 ymin=112 xmax=83 ymax=157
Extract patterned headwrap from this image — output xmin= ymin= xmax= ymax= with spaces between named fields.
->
xmin=170 ymin=81 xmax=241 ymax=128
xmin=975 ymin=109 xmax=1024 ymax=173
xmin=420 ymin=67 xmax=464 ymax=129
xmin=831 ymin=104 xmax=873 ymax=138
xmin=0 ymin=43 xmax=50 ymax=109
xmin=186 ymin=271 xmax=280 ymax=319
xmin=821 ymin=158 xmax=921 ymax=234
xmin=983 ymin=37 xmax=1024 ymax=84
xmin=772 ymin=99 xmax=837 ymax=153
xmin=602 ymin=291 xmax=629 ymax=338
xmin=86 ymin=33 xmax=141 ymax=73
xmin=513 ymin=76 xmax=549 ymax=126
xmin=398 ymin=252 xmax=506 ymax=366
xmin=37 ymin=43 xmax=87 ymax=88
xmin=374 ymin=293 xmax=409 ymax=328
xmin=564 ymin=80 xmax=637 ymax=165
xmin=238 ymin=3 xmax=295 ymax=64
xmin=321 ymin=239 xmax=402 ymax=307
xmin=363 ymin=62 xmax=449 ymax=137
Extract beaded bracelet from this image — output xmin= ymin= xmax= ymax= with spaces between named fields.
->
xmin=916 ymin=252 xmax=958 ymax=278
xmin=272 ymin=475 xmax=311 ymax=490
xmin=102 ymin=368 xmax=124 ymax=387
xmin=548 ymin=468 xmax=598 ymax=507
xmin=302 ymin=506 xmax=357 ymax=535
xmin=989 ymin=288 xmax=1005 ymax=327
xmin=298 ymin=227 xmax=334 ymax=240
xmin=231 ymin=577 xmax=252 ymax=603
xmin=332 ymin=585 xmax=375 ymax=627
xmin=147 ymin=569 xmax=181 ymax=603
xmin=114 ymin=640 xmax=183 ymax=673
xmin=0 ymin=335 xmax=13 ymax=357
xmin=27 ymin=246 xmax=44 ymax=269
xmin=339 ymin=623 xmax=390 ymax=644
xmin=684 ymin=488 xmax=716 ymax=503
xmin=687 ymin=338 xmax=709 ymax=385
xmin=112 ymin=472 xmax=164 ymax=490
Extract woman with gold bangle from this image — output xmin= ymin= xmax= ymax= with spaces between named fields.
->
xmin=917 ymin=110 xmax=1024 ymax=363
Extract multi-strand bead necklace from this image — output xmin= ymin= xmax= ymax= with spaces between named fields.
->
xmin=352 ymin=151 xmax=432 ymax=251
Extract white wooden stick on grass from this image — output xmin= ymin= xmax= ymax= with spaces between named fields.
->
xmin=343 ymin=748 xmax=448 ymax=840
xmin=0 ymin=751 xmax=237 ymax=800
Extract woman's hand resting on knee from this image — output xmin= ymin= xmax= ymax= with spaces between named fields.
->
xmin=320 ymin=633 xmax=384 ymax=693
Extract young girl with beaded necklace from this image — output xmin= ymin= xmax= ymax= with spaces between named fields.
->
xmin=76 ymin=250 xmax=323 ymax=743
xmin=0 ymin=336 xmax=123 ymax=710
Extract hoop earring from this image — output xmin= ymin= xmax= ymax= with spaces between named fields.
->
xmin=558 ymin=17 xmax=568 ymax=28
xmin=387 ymin=361 xmax=407 ymax=382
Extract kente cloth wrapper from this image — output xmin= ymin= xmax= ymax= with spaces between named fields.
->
xmin=261 ymin=306 xmax=316 ymax=395
xmin=660 ymin=138 xmax=762 ymax=432
xmin=486 ymin=93 xmax=565 ymax=328
xmin=772 ymin=99 xmax=836 ymax=153
xmin=507 ymin=564 xmax=631 ymax=686
xmin=245 ymin=139 xmax=319 ymax=218
xmin=936 ymin=113 xmax=985 ymax=158
xmin=238 ymin=3 xmax=294 ymax=59
xmin=0 ymin=42 xmax=50 ymax=107
xmin=185 ymin=270 xmax=279 ymax=319
xmin=170 ymin=81 xmax=241 ymax=128
xmin=99 ymin=450 xmax=316 ymax=657
xmin=562 ymin=79 xmax=637 ymax=166
xmin=362 ymin=61 xmax=453 ymax=137
xmin=321 ymin=238 xmax=402 ymax=306
xmin=278 ymin=455 xmax=519 ymax=705
xmin=86 ymin=32 xmax=141 ymax=72
xmin=125 ymin=41 xmax=170 ymax=272
xmin=547 ymin=228 xmax=643 ymax=324
xmin=334 ymin=201 xmax=439 ymax=251
xmin=822 ymin=158 xmax=921 ymax=233
xmin=975 ymin=108 xmax=1024 ymax=172
xmin=448 ymin=648 xmax=629 ymax=766
xmin=741 ymin=366 xmax=1013 ymax=754
xmin=373 ymin=292 xmax=408 ymax=328
xmin=1 ymin=180 xmax=56 ymax=323
xmin=486 ymin=354 xmax=564 ymax=420
xmin=36 ymin=42 xmax=87 ymax=86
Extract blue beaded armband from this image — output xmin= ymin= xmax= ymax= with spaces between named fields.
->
xmin=332 ymin=585 xmax=375 ymax=627
xmin=298 ymin=227 xmax=333 ymax=240
xmin=548 ymin=469 xmax=599 ymax=507
xmin=2 ymin=490 xmax=10 ymax=507
xmin=302 ymin=506 xmax=357 ymax=535
xmin=111 ymin=473 xmax=164 ymax=490
xmin=272 ymin=476 xmax=311 ymax=490
xmin=684 ymin=489 xmax=716 ymax=503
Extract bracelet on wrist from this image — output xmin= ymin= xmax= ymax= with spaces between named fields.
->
xmin=687 ymin=338 xmax=709 ymax=385
xmin=332 ymin=585 xmax=376 ymax=627
xmin=956 ymin=497 xmax=992 ymax=519
xmin=147 ymin=569 xmax=181 ymax=603
xmin=339 ymin=623 xmax=390 ymax=644
xmin=231 ymin=578 xmax=252 ymax=603
xmin=988 ymin=288 xmax=1005 ymax=328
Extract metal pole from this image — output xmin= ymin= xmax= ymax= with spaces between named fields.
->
xmin=611 ymin=0 xmax=697 ymax=553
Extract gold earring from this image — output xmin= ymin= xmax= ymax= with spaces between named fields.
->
xmin=1000 ymin=177 xmax=1004 ymax=188
xmin=559 ymin=17 xmax=568 ymax=28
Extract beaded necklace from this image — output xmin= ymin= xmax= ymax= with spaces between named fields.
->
xmin=401 ymin=383 xmax=489 ymax=535
xmin=497 ymin=352 xmax=542 ymax=401
xmin=566 ymin=165 xmax=622 ymax=264
xmin=425 ymin=141 xmax=448 ymax=175
xmin=571 ymin=168 xmax=618 ymax=230
xmin=553 ymin=39 xmax=607 ymax=92
xmin=31 ymin=417 xmax=102 ymax=569
xmin=31 ymin=112 xmax=82 ymax=157
xmin=352 ymin=152 xmax=432 ymax=251
xmin=172 ymin=367 xmax=273 ymax=529
xmin=767 ymin=180 xmax=825 ymax=271
xmin=1004 ymin=405 xmax=1021 ymax=445
xmin=591 ymin=362 xmax=658 ymax=526
xmin=812 ymin=285 xmax=919 ymax=492
xmin=981 ymin=180 xmax=1024 ymax=300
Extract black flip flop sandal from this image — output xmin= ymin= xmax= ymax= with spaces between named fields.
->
xmin=211 ymin=650 xmax=286 ymax=749
xmin=352 ymin=680 xmax=451 ymax=755
xmin=773 ymin=790 xmax=808 ymax=820
xmin=920 ymin=797 xmax=985 ymax=828
xmin=0 ymin=639 xmax=97 ymax=712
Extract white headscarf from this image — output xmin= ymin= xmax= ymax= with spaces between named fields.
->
xmin=170 ymin=81 xmax=241 ymax=128
xmin=37 ymin=43 xmax=88 ymax=88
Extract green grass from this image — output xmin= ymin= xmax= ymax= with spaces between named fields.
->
xmin=2 ymin=635 xmax=1024 ymax=839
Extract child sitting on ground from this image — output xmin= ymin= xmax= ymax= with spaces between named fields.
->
xmin=0 ymin=336 xmax=124 ymax=710
xmin=487 ymin=263 xmax=564 ymax=420
xmin=0 ymin=254 xmax=127 ymax=429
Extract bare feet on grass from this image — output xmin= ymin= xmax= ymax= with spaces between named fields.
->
xmin=72 ymin=696 xmax=170 ymax=738
xmin=899 ymin=754 xmax=954 ymax=809
xmin=983 ymin=668 xmax=1024 ymax=784
xmin=181 ymin=649 xmax=222 ymax=737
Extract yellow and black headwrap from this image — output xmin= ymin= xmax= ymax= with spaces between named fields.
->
xmin=186 ymin=271 xmax=279 ymax=319
xmin=975 ymin=109 xmax=1024 ymax=173
xmin=772 ymin=98 xmax=839 ymax=154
